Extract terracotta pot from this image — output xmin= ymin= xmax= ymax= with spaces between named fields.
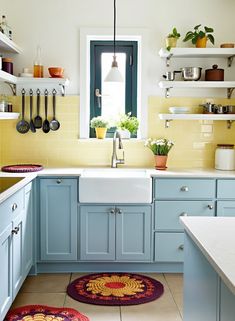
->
xmin=196 ymin=36 xmax=207 ymax=48
xmin=95 ymin=127 xmax=107 ymax=139
xmin=154 ymin=155 xmax=168 ymax=170
xmin=165 ymin=37 xmax=177 ymax=48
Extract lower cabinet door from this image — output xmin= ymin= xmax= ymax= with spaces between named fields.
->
xmin=12 ymin=213 xmax=24 ymax=299
xmin=80 ymin=206 xmax=115 ymax=260
xmin=40 ymin=178 xmax=78 ymax=261
xmin=0 ymin=224 xmax=12 ymax=321
xmin=116 ymin=206 xmax=152 ymax=261
xmin=155 ymin=232 xmax=184 ymax=262
xmin=220 ymin=280 xmax=235 ymax=321
xmin=217 ymin=201 xmax=235 ymax=217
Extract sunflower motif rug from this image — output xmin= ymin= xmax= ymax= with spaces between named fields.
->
xmin=5 ymin=305 xmax=89 ymax=321
xmin=67 ymin=273 xmax=164 ymax=306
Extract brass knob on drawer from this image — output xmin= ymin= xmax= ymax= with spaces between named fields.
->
xmin=56 ymin=179 xmax=62 ymax=184
xmin=178 ymin=244 xmax=184 ymax=251
xmin=109 ymin=208 xmax=115 ymax=214
xmin=12 ymin=227 xmax=20 ymax=234
xmin=116 ymin=208 xmax=122 ymax=214
xmin=208 ymin=204 xmax=214 ymax=210
xmin=179 ymin=212 xmax=188 ymax=217
xmin=12 ymin=203 xmax=18 ymax=211
xmin=180 ymin=186 xmax=189 ymax=192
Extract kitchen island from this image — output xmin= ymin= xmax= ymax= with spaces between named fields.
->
xmin=181 ymin=217 xmax=235 ymax=321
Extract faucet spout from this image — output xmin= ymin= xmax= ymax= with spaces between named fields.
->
xmin=111 ymin=131 xmax=125 ymax=168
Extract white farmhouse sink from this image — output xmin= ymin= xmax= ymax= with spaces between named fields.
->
xmin=79 ymin=168 xmax=152 ymax=203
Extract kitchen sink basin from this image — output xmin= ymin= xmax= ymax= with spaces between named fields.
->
xmin=79 ymin=168 xmax=152 ymax=203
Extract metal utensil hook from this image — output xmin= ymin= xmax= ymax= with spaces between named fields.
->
xmin=52 ymin=89 xmax=57 ymax=95
xmin=44 ymin=89 xmax=48 ymax=96
xmin=36 ymin=88 xmax=40 ymax=95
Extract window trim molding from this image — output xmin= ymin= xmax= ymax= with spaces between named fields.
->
xmin=80 ymin=27 xmax=149 ymax=139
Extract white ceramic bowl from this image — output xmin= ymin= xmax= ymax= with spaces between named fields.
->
xmin=169 ymin=107 xmax=189 ymax=114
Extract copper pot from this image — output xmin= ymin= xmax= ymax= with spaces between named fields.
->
xmin=205 ymin=64 xmax=224 ymax=81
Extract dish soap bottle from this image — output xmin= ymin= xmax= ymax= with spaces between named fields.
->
xmin=33 ymin=46 xmax=43 ymax=78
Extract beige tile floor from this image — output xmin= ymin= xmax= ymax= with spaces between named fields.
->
xmin=11 ymin=273 xmax=183 ymax=321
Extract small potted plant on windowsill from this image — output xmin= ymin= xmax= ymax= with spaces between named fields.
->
xmin=166 ymin=27 xmax=181 ymax=51
xmin=116 ymin=112 xmax=139 ymax=139
xmin=90 ymin=116 xmax=110 ymax=139
xmin=144 ymin=138 xmax=174 ymax=170
xmin=183 ymin=24 xmax=215 ymax=48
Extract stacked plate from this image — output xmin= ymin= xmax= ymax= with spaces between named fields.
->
xmin=169 ymin=107 xmax=189 ymax=114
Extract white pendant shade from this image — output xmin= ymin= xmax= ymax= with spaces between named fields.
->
xmin=104 ymin=65 xmax=123 ymax=82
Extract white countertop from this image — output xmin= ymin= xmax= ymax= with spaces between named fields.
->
xmin=181 ymin=217 xmax=235 ymax=296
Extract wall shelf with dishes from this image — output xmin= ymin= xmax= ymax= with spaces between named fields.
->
xmin=0 ymin=34 xmax=69 ymax=96
xmin=159 ymin=47 xmax=235 ymax=98
xmin=159 ymin=113 xmax=235 ymax=129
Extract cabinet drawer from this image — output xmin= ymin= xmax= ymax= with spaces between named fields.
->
xmin=0 ymin=189 xmax=24 ymax=233
xmin=154 ymin=179 xmax=215 ymax=199
xmin=217 ymin=201 xmax=235 ymax=217
xmin=154 ymin=232 xmax=184 ymax=262
xmin=154 ymin=200 xmax=215 ymax=231
xmin=217 ymin=180 xmax=235 ymax=199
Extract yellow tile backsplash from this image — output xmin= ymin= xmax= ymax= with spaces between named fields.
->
xmin=0 ymin=95 xmax=235 ymax=169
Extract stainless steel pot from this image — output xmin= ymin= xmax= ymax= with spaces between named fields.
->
xmin=181 ymin=67 xmax=202 ymax=81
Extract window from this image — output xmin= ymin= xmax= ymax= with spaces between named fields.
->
xmin=79 ymin=28 xmax=148 ymax=139
xmin=90 ymin=41 xmax=138 ymax=138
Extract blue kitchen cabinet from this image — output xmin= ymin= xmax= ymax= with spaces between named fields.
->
xmin=40 ymin=178 xmax=78 ymax=261
xmin=217 ymin=201 xmax=235 ymax=217
xmin=154 ymin=178 xmax=215 ymax=263
xmin=80 ymin=205 xmax=152 ymax=261
xmin=0 ymin=223 xmax=12 ymax=321
xmin=220 ymin=280 xmax=235 ymax=321
xmin=0 ymin=183 xmax=33 ymax=321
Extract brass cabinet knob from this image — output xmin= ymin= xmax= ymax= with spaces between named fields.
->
xmin=178 ymin=244 xmax=184 ymax=251
xmin=12 ymin=227 xmax=20 ymax=234
xmin=180 ymin=186 xmax=189 ymax=192
xmin=56 ymin=179 xmax=62 ymax=184
xmin=109 ymin=208 xmax=115 ymax=214
xmin=208 ymin=204 xmax=214 ymax=210
xmin=116 ymin=208 xmax=122 ymax=214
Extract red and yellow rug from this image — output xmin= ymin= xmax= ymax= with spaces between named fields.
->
xmin=5 ymin=305 xmax=89 ymax=321
xmin=67 ymin=273 xmax=164 ymax=306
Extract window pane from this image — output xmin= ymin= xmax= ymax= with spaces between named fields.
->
xmin=101 ymin=53 xmax=126 ymax=125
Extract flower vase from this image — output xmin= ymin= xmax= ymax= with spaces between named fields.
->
xmin=154 ymin=155 xmax=168 ymax=170
xmin=95 ymin=128 xmax=107 ymax=139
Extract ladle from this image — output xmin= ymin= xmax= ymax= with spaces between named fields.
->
xmin=49 ymin=89 xmax=60 ymax=131
xmin=16 ymin=89 xmax=30 ymax=134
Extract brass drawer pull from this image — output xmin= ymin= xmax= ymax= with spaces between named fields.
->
xmin=178 ymin=244 xmax=184 ymax=251
xmin=116 ymin=208 xmax=122 ymax=214
xmin=109 ymin=208 xmax=115 ymax=214
xmin=12 ymin=203 xmax=18 ymax=211
xmin=56 ymin=179 xmax=62 ymax=184
xmin=208 ymin=204 xmax=214 ymax=210
xmin=180 ymin=186 xmax=189 ymax=192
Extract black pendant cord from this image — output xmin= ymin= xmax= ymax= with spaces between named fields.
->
xmin=113 ymin=0 xmax=116 ymax=57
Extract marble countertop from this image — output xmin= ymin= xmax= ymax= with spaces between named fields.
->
xmin=181 ymin=217 xmax=235 ymax=295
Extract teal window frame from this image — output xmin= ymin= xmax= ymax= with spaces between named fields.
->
xmin=90 ymin=40 xmax=138 ymax=138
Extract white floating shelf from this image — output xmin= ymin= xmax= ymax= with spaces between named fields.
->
xmin=159 ymin=81 xmax=235 ymax=89
xmin=0 ymin=70 xmax=17 ymax=84
xmin=17 ymin=77 xmax=69 ymax=85
xmin=159 ymin=113 xmax=235 ymax=120
xmin=0 ymin=112 xmax=19 ymax=120
xmin=159 ymin=113 xmax=235 ymax=129
xmin=0 ymin=32 xmax=22 ymax=53
xmin=159 ymin=47 xmax=235 ymax=59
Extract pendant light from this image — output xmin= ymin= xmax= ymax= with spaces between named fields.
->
xmin=104 ymin=0 xmax=123 ymax=82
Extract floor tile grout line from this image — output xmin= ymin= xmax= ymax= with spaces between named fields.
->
xmin=63 ymin=273 xmax=72 ymax=307
xmin=163 ymin=273 xmax=183 ymax=320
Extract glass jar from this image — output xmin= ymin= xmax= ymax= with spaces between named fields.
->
xmin=2 ymin=58 xmax=13 ymax=74
xmin=215 ymin=144 xmax=235 ymax=171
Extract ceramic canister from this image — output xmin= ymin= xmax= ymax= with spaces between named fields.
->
xmin=215 ymin=144 xmax=235 ymax=170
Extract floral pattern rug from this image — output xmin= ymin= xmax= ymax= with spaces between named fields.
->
xmin=5 ymin=305 xmax=89 ymax=321
xmin=67 ymin=273 xmax=164 ymax=306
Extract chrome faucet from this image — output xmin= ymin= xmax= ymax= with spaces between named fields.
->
xmin=111 ymin=130 xmax=125 ymax=168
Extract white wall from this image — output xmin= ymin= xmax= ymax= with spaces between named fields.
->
xmin=1 ymin=0 xmax=235 ymax=95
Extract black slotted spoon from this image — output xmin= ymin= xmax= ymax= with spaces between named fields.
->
xmin=16 ymin=89 xmax=30 ymax=134
xmin=34 ymin=89 xmax=42 ymax=129
xmin=42 ymin=89 xmax=50 ymax=133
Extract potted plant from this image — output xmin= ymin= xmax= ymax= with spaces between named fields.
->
xmin=90 ymin=116 xmax=110 ymax=139
xmin=183 ymin=24 xmax=214 ymax=48
xmin=166 ymin=27 xmax=181 ymax=50
xmin=116 ymin=112 xmax=139 ymax=138
xmin=144 ymin=138 xmax=174 ymax=170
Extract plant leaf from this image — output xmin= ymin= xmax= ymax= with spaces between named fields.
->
xmin=183 ymin=32 xmax=194 ymax=42
xmin=205 ymin=26 xmax=214 ymax=33
xmin=198 ymin=30 xmax=205 ymax=38
xmin=207 ymin=34 xmax=215 ymax=45
xmin=166 ymin=46 xmax=171 ymax=51
xmin=194 ymin=24 xmax=201 ymax=30
xmin=192 ymin=37 xmax=197 ymax=45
